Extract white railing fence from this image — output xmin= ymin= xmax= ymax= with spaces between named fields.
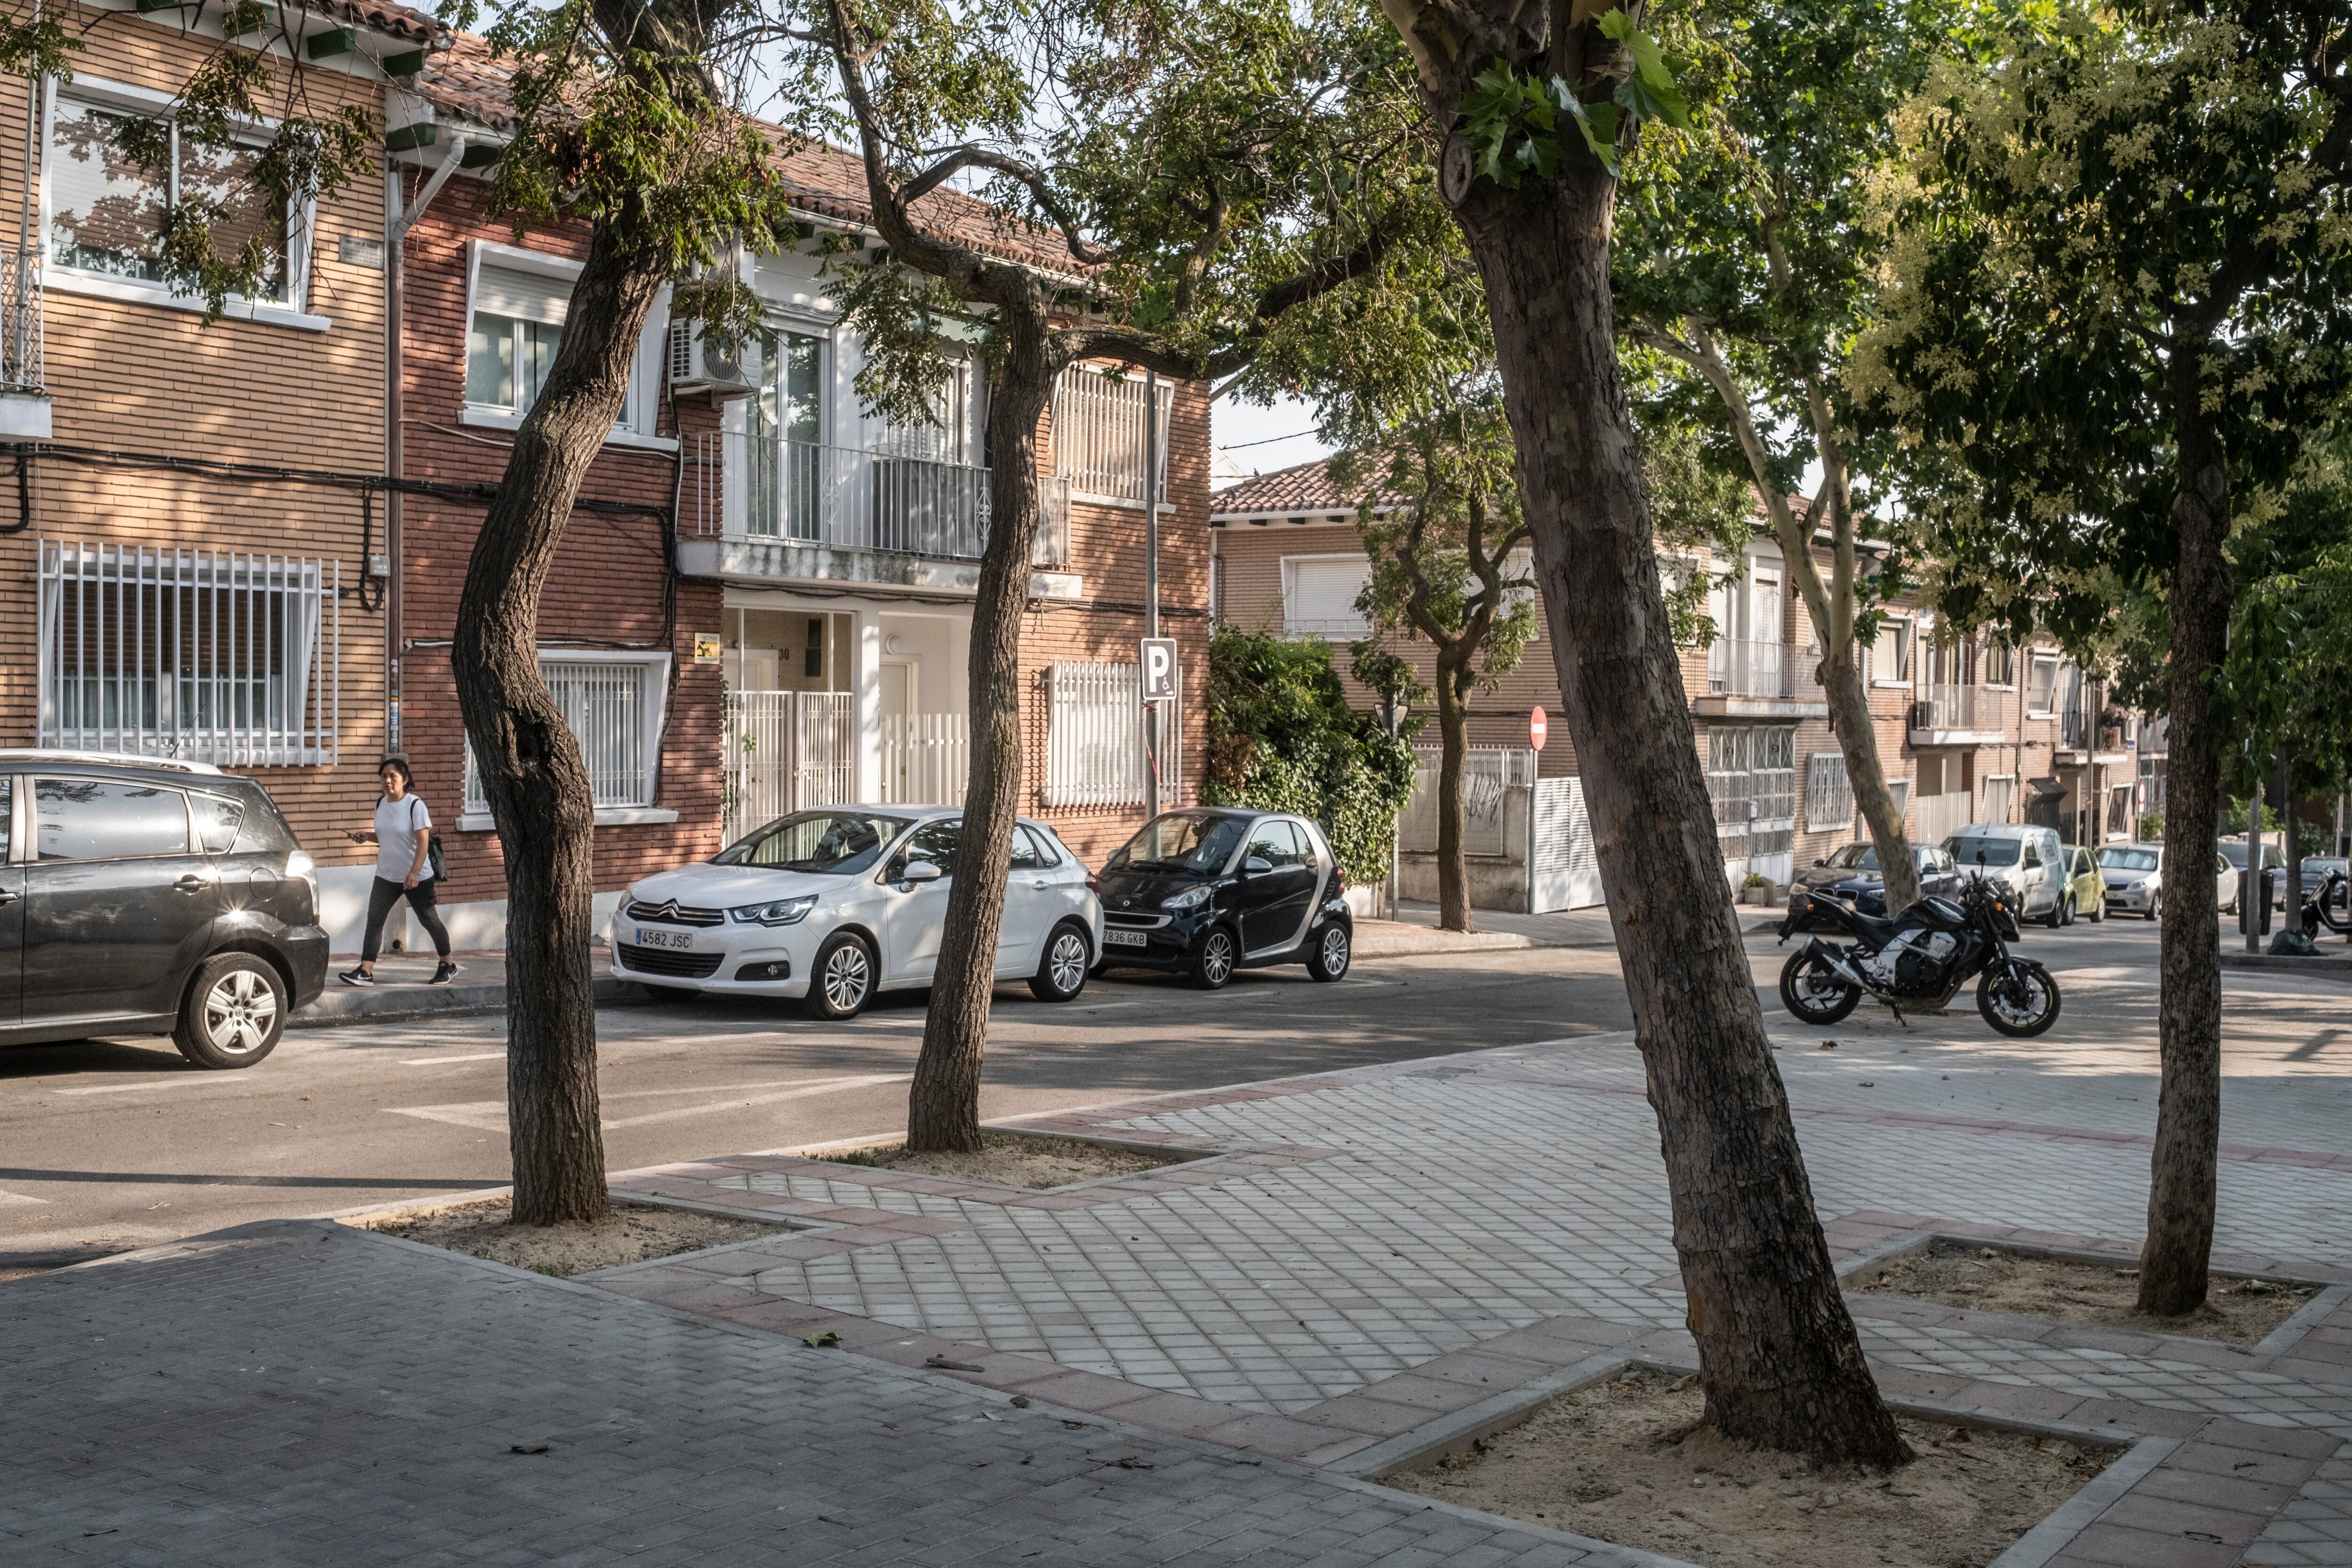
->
xmin=690 ymin=435 xmax=1072 ymax=567
xmin=1050 ymin=364 xmax=1172 ymax=505
xmin=1707 ymin=637 xmax=1788 ymax=699
xmin=1400 ymin=746 xmax=1534 ymax=857
xmin=38 ymin=541 xmax=337 ymax=766
xmin=1913 ymin=685 xmax=2012 ymax=732
xmin=3 ymin=245 xmax=41 ymax=394
xmin=722 ymin=689 xmax=854 ymax=840
xmin=1043 ymin=661 xmax=1179 ymax=808
xmin=879 ymin=712 xmax=970 ymax=807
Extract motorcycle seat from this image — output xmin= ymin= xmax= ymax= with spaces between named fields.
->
xmin=1845 ymin=908 xmax=1903 ymax=945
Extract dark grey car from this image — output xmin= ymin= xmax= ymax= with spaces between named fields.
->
xmin=0 ymin=751 xmax=327 ymax=1068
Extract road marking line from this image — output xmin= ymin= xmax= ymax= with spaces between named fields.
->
xmin=0 ymin=1188 xmax=48 ymax=1206
xmin=56 ymin=1077 xmax=252 ymax=1096
xmin=384 ymin=1072 xmax=908 ymax=1134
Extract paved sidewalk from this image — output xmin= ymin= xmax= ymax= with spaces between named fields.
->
xmin=0 ymin=1220 xmax=1613 ymax=1567
xmin=291 ymin=948 xmax=635 ymax=1029
xmin=12 ymin=971 xmax=2351 ymax=1564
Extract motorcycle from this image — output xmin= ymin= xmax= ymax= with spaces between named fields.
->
xmin=2296 ymin=869 xmax=2352 ymax=938
xmin=1776 ymin=873 xmax=2063 ymax=1037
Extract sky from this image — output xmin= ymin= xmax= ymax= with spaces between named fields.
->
xmin=1212 ymin=391 xmax=1334 ymax=481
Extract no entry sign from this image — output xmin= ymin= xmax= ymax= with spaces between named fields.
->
xmin=1530 ymin=706 xmax=1548 ymax=752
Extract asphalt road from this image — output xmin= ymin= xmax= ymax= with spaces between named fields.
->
xmin=4 ymin=911 xmax=2338 ymax=1269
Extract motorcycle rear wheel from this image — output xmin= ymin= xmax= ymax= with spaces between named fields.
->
xmin=1780 ymin=950 xmax=1862 ymax=1025
xmin=1977 ymin=961 xmax=2061 ymax=1037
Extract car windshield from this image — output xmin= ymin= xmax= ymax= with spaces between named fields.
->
xmin=1825 ymin=844 xmax=1879 ymax=871
xmin=1109 ymin=812 xmax=1248 ymax=874
xmin=2098 ymin=847 xmax=2159 ymax=872
xmin=712 ymin=810 xmax=908 ymax=874
xmin=1947 ymin=836 xmax=2022 ymax=868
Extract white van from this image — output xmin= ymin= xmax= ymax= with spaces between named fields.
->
xmin=1942 ymin=824 xmax=2067 ymax=927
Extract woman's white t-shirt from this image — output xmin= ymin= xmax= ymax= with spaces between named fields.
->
xmin=374 ymin=795 xmax=433 ymax=884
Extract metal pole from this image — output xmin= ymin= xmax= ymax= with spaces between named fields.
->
xmin=2245 ymin=773 xmax=2263 ymax=953
xmin=1142 ymin=369 xmax=1160 ymax=819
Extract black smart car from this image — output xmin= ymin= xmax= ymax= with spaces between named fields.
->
xmin=1091 ymin=808 xmax=1353 ymax=989
xmin=0 ymin=751 xmax=328 ymax=1069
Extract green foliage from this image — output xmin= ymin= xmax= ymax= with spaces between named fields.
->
xmin=2223 ymin=799 xmax=2328 ymax=858
xmin=2216 ymin=442 xmax=2352 ymax=795
xmin=1337 ymin=397 xmax=1536 ymax=703
xmin=90 ymin=33 xmax=376 ymax=319
xmin=1347 ymin=641 xmax=1431 ymax=728
xmin=2139 ymin=811 xmax=2165 ymax=842
xmin=1457 ymin=10 xmax=1693 ymax=185
xmin=1203 ymin=626 xmax=1416 ymax=883
xmin=0 ymin=7 xmax=79 ymax=80
xmin=1853 ymin=0 xmax=2352 ymax=656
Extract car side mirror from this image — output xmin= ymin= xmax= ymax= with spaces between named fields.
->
xmin=901 ymin=859 xmax=943 ymax=884
xmin=1243 ymin=855 xmax=1273 ymax=875
xmin=1814 ymin=858 xmax=1827 ymax=868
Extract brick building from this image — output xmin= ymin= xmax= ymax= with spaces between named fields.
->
xmin=0 ymin=0 xmax=444 ymax=944
xmin=385 ymin=39 xmax=1211 ymax=944
xmin=1213 ymin=456 xmax=2148 ymax=909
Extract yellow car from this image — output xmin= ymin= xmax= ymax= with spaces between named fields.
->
xmin=2058 ymin=844 xmax=2107 ymax=926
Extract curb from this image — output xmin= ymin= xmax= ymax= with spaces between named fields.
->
xmin=290 ymin=974 xmax=642 ymax=1029
xmin=2220 ymin=950 xmax=2352 ymax=975
xmin=1353 ymin=929 xmax=1533 ymax=958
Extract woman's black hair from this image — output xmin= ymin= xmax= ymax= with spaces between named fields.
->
xmin=378 ymin=757 xmax=415 ymax=790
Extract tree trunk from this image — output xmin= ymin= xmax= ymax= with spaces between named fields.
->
xmin=1434 ymin=655 xmax=1474 ymax=932
xmin=1450 ymin=159 xmax=1907 ymax=1465
xmin=2138 ymin=375 xmax=2230 ymax=1317
xmin=904 ymin=304 xmax=1057 ymax=1153
xmin=1829 ymin=645 xmax=1919 ymax=910
xmin=454 ymin=218 xmax=670 ymax=1225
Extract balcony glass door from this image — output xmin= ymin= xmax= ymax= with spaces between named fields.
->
xmin=752 ymin=332 xmax=825 ymax=540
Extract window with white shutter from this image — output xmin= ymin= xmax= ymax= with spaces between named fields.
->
xmin=1281 ymin=556 xmax=1371 ymax=639
xmin=464 ymin=652 xmax=671 ymax=816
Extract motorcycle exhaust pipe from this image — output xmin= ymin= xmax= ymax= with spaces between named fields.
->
xmin=1804 ymin=938 xmax=1886 ymax=998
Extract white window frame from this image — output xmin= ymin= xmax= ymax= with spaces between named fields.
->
xmin=2026 ymin=653 xmax=2059 ymax=716
xmin=35 ymin=540 xmax=339 ymax=767
xmin=459 ymin=649 xmax=678 ymax=829
xmin=42 ymin=77 xmax=326 ymax=331
xmin=459 ymin=240 xmax=677 ymax=451
xmin=1866 ymin=615 xmax=1913 ymax=687
xmin=1280 ymin=554 xmax=1372 ymax=640
xmin=1984 ymin=773 xmax=2017 ymax=825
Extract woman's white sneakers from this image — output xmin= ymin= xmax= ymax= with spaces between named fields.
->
xmin=429 ymin=962 xmax=461 ymax=985
xmin=338 ymin=967 xmax=375 ymax=987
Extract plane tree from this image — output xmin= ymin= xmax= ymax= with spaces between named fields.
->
xmin=1851 ymin=0 xmax=2352 ymax=1312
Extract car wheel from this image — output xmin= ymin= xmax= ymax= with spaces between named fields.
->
xmin=174 ymin=954 xmax=286 ymax=1070
xmin=2059 ymin=894 xmax=2075 ymax=927
xmin=2042 ymin=895 xmax=2066 ymax=928
xmin=2089 ymin=897 xmax=2106 ymax=923
xmin=2145 ymin=891 xmax=2160 ymax=923
xmin=1305 ymin=922 xmax=1351 ymax=982
xmin=1190 ymin=926 xmax=1237 ymax=990
xmin=803 ymin=932 xmax=876 ymax=1021
xmin=1029 ymin=922 xmax=1092 ymax=1003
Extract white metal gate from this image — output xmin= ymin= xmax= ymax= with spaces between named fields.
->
xmin=1399 ymin=746 xmax=1534 ymax=856
xmin=879 ymin=713 xmax=969 ymax=806
xmin=1528 ymin=776 xmax=1603 ymax=913
xmin=723 ymin=690 xmax=854 ymax=839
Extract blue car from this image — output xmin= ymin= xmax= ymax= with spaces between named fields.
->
xmin=1789 ymin=841 xmax=1962 ymax=917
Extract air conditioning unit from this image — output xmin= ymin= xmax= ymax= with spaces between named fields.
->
xmin=667 ymin=321 xmax=760 ymax=396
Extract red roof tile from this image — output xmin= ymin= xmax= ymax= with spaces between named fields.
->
xmin=413 ymin=35 xmax=1085 ymax=275
xmin=1209 ymin=454 xmax=1403 ymax=519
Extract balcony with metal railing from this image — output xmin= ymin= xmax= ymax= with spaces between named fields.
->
xmin=2057 ymin=704 xmax=2130 ymax=757
xmin=678 ymin=431 xmax=1073 ymax=593
xmin=1695 ymin=637 xmax=1827 ymax=717
xmin=0 ymin=246 xmax=51 ymax=438
xmin=1909 ymin=684 xmax=2013 ymax=744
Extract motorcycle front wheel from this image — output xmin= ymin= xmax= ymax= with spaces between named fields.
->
xmin=1977 ymin=961 xmax=2061 ymax=1037
xmin=1780 ymin=950 xmax=1862 ymax=1025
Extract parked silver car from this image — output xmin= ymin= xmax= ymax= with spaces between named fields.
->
xmin=1942 ymin=824 xmax=2067 ymax=926
xmin=2097 ymin=840 xmax=2234 ymax=920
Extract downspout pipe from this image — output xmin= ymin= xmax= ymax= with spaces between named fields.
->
xmin=383 ymin=131 xmax=469 ymax=753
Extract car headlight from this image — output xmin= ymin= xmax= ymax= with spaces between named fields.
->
xmin=285 ymin=849 xmax=319 ymax=909
xmin=731 ymin=895 xmax=818 ymax=927
xmin=1161 ymin=884 xmax=1214 ymax=913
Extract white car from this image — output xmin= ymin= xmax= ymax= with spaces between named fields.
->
xmin=2098 ymin=840 xmax=2233 ymax=921
xmin=1942 ymin=823 xmax=2067 ymax=926
xmin=609 ymin=806 xmax=1102 ymax=1019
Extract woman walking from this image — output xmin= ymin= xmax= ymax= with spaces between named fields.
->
xmin=341 ymin=758 xmax=459 ymax=985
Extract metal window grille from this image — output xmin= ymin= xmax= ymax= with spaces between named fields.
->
xmin=465 ymin=658 xmax=660 ymax=812
xmin=38 ymin=542 xmax=337 ymax=766
xmin=1050 ymin=365 xmax=1172 ymax=505
xmin=1805 ymin=752 xmax=1854 ymax=833
xmin=3 ymin=245 xmax=41 ymax=394
xmin=1044 ymin=661 xmax=1179 ymax=808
